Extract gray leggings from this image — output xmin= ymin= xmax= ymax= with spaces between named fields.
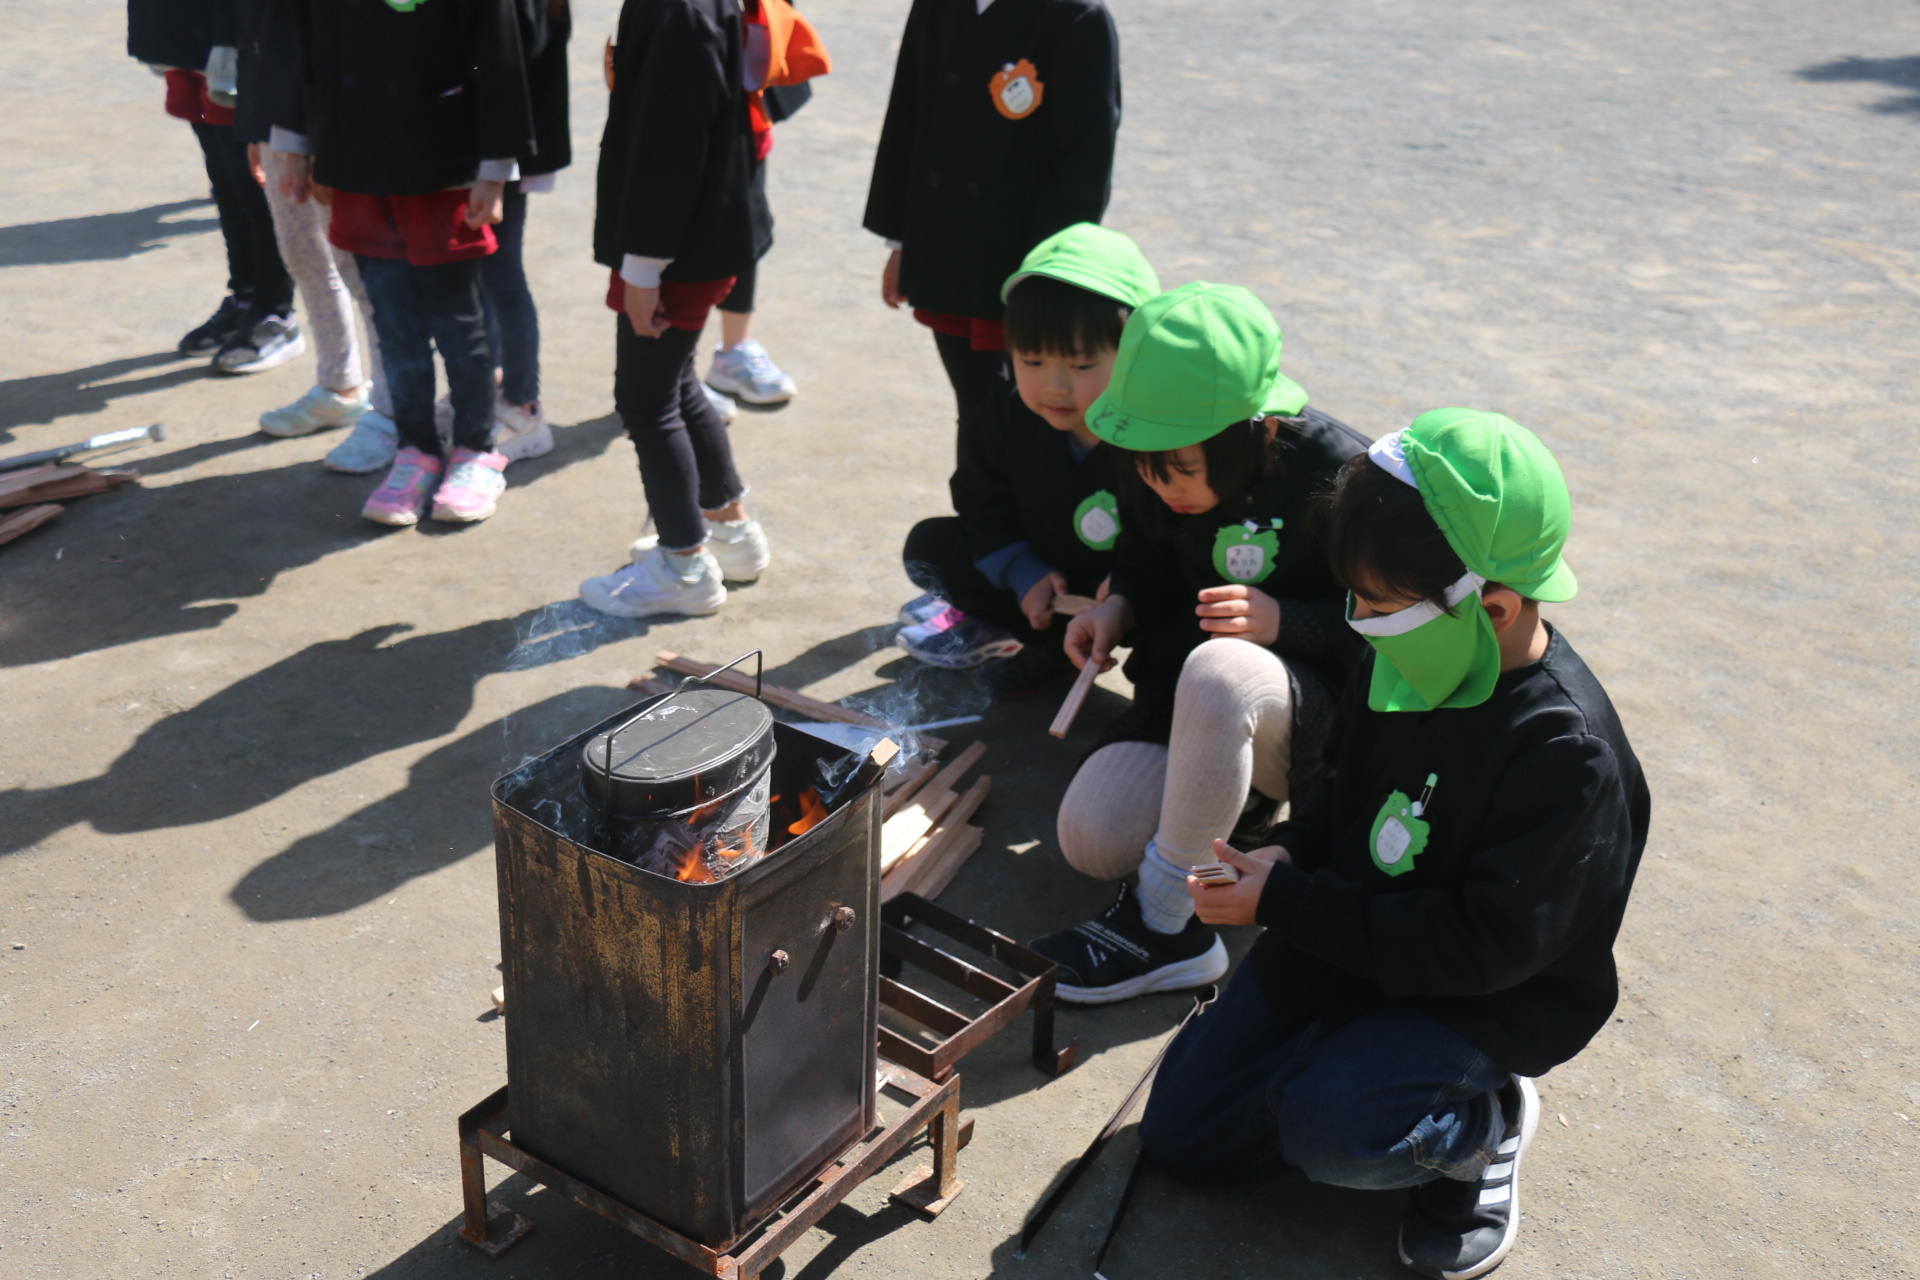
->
xmin=261 ymin=148 xmax=390 ymax=414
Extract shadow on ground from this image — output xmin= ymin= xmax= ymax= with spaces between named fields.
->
xmin=1797 ymin=54 xmax=1920 ymax=113
xmin=0 ymin=351 xmax=211 ymax=437
xmin=0 ymin=414 xmax=625 ymax=668
xmin=0 ymin=198 xmax=218 ymax=270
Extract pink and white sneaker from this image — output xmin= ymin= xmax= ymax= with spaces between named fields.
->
xmin=361 ymin=447 xmax=442 ymax=526
xmin=430 ymin=447 xmax=508 ymax=523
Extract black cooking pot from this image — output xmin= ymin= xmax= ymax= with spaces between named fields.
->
xmin=581 ymin=687 xmax=776 ymax=821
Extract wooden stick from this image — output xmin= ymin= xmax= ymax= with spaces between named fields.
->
xmin=1052 ymin=593 xmax=1097 ymax=617
xmin=648 ymin=652 xmax=949 ymax=754
xmin=881 ymin=758 xmax=940 ymax=817
xmin=885 ymin=776 xmax=994 ymax=899
xmin=904 ymin=826 xmax=985 ymax=902
xmin=878 ymin=742 xmax=987 ymax=870
xmin=0 ymin=503 xmax=62 ymax=547
xmin=0 ymin=467 xmax=134 ymax=511
xmin=1049 ymin=659 xmax=1102 ymax=739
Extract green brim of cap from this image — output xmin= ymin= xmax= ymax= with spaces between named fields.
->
xmin=1517 ymin=559 xmax=1578 ymax=603
xmin=1263 ymin=373 xmax=1309 ymax=417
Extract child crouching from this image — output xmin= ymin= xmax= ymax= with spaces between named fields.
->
xmin=1141 ymin=410 xmax=1650 ymax=1279
xmin=897 ymin=222 xmax=1157 ymax=696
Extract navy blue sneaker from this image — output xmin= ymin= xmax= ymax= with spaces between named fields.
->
xmin=1399 ymin=1075 xmax=1540 ymax=1278
xmin=1027 ymin=885 xmax=1227 ymax=1004
xmin=897 ymin=612 xmax=1022 ymax=669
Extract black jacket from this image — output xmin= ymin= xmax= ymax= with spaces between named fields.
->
xmin=863 ymin=0 xmax=1119 ymax=319
xmin=287 ymin=0 xmax=534 ymax=196
xmin=518 ymin=0 xmax=572 ymax=176
xmin=594 ymin=0 xmax=770 ymax=279
xmin=233 ymin=0 xmax=301 ymax=146
xmin=1251 ymin=628 xmax=1650 ymax=1077
xmin=129 ymin=0 xmax=232 ymax=71
xmin=951 ymin=383 xmax=1119 ymax=597
xmin=1102 ymin=409 xmax=1369 ymax=781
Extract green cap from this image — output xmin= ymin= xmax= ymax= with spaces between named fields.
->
xmin=1000 ymin=222 xmax=1161 ymax=308
xmin=1401 ymin=408 xmax=1578 ymax=602
xmin=1083 ymin=282 xmax=1309 ymax=451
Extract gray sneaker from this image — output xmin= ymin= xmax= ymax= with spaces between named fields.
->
xmin=1398 ymin=1075 xmax=1540 ymax=1279
xmin=215 ymin=314 xmax=306 ymax=375
xmin=706 ymin=339 xmax=797 ymax=405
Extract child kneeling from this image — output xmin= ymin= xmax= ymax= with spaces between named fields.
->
xmin=1141 ymin=411 xmax=1650 ymax=1279
xmin=897 ymin=223 xmax=1157 ymax=696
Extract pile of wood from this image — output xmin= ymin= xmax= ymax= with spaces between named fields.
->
xmin=630 ymin=651 xmax=992 ymax=902
xmin=0 ymin=464 xmax=137 ymax=549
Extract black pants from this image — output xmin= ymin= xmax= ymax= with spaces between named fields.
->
xmin=903 ymin=515 xmax=1088 ymax=651
xmin=355 ymin=255 xmax=494 ymax=458
xmin=191 ymin=121 xmax=292 ymax=317
xmin=933 ymin=330 xmax=1008 ymax=440
xmin=615 ymin=320 xmax=745 ymax=550
xmin=718 ymin=262 xmax=756 ymax=315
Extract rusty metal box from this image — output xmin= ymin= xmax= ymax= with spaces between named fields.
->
xmin=491 ymin=715 xmax=881 ymax=1246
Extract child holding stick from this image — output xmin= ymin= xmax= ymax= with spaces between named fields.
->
xmin=897 ymin=222 xmax=1157 ymax=696
xmin=1141 ymin=411 xmax=1649 ymax=1279
xmin=1028 ymin=283 xmax=1366 ymax=1002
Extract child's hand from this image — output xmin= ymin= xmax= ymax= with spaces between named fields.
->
xmin=1022 ymin=571 xmax=1068 ymax=631
xmin=1197 ymin=584 xmax=1280 ymax=646
xmin=465 ymin=180 xmax=506 ymax=229
xmin=1188 ymin=839 xmax=1291 ymax=926
xmin=1064 ymin=595 xmax=1132 ymax=673
xmin=624 ymin=285 xmax=670 ymax=338
xmin=276 ymin=153 xmax=313 ymax=205
xmin=881 ymin=248 xmax=905 ymax=309
xmin=247 ymin=143 xmax=266 ymax=188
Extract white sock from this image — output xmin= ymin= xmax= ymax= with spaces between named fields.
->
xmin=1134 ymin=840 xmax=1195 ymax=935
xmin=663 ymin=547 xmax=707 ymax=581
xmin=709 ymin=516 xmax=753 ymax=544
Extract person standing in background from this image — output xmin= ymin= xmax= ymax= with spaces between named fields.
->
xmin=128 ymin=0 xmax=302 ymax=375
xmin=863 ymin=0 xmax=1120 ymax=441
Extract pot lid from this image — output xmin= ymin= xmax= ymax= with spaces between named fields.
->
xmin=582 ymin=689 xmax=775 ymax=816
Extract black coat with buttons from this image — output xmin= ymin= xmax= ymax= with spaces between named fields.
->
xmin=863 ymin=0 xmax=1120 ymax=320
xmin=286 ymin=0 xmax=535 ymax=196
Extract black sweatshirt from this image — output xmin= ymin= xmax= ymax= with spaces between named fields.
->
xmin=1252 ymin=628 xmax=1651 ymax=1078
xmin=594 ymin=0 xmax=769 ymax=280
xmin=863 ymin=0 xmax=1120 ymax=319
xmin=287 ymin=0 xmax=533 ymax=196
xmin=517 ymin=0 xmax=572 ymax=178
xmin=129 ymin=0 xmax=231 ymax=72
xmin=1101 ymin=409 xmax=1369 ymax=779
xmin=950 ymin=382 xmax=1119 ymax=599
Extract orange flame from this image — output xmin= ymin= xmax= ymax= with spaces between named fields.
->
xmin=671 ymin=843 xmax=718 ymax=883
xmin=787 ymin=787 xmax=828 ymax=837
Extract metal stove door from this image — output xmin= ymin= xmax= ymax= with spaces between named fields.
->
xmin=738 ymin=835 xmax=874 ymax=1215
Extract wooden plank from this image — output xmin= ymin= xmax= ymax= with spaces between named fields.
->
xmin=879 ymin=743 xmax=987 ymax=870
xmin=0 ymin=503 xmax=62 ymax=548
xmin=881 ymin=758 xmax=939 ymax=818
xmin=0 ymin=464 xmax=66 ymax=497
xmin=649 ymin=651 xmax=948 ymax=754
xmin=884 ymin=776 xmax=992 ymax=899
xmin=0 ymin=467 xmax=134 ymax=511
xmin=1052 ymin=592 xmax=1097 ymax=617
xmin=904 ymin=826 xmax=985 ymax=902
xmin=1048 ymin=659 xmax=1101 ymax=738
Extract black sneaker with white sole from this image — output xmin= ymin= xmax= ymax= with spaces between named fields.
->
xmin=215 ymin=313 xmax=306 ymax=374
xmin=179 ymin=295 xmax=249 ymax=356
xmin=1027 ymin=885 xmax=1228 ymax=1004
xmin=1398 ymin=1074 xmax=1539 ymax=1279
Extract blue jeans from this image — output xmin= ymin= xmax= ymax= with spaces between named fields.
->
xmin=481 ymin=184 xmax=539 ymax=407
xmin=355 ymin=254 xmax=494 ymax=458
xmin=1141 ymin=964 xmax=1508 ymax=1191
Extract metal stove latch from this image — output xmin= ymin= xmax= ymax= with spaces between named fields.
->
xmin=832 ymin=906 xmax=857 ymax=934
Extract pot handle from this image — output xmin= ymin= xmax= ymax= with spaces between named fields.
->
xmin=590 ymin=650 xmax=765 ymax=825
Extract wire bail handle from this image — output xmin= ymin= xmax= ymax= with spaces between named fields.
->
xmin=593 ymin=651 xmax=766 ymax=825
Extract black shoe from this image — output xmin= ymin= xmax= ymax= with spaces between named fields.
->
xmin=214 ymin=312 xmax=306 ymax=375
xmin=180 ymin=296 xmax=249 ymax=357
xmin=1227 ymin=787 xmax=1284 ymax=849
xmin=1027 ymin=885 xmax=1228 ymax=1004
xmin=1398 ymin=1075 xmax=1539 ymax=1279
xmin=980 ymin=641 xmax=1077 ymax=699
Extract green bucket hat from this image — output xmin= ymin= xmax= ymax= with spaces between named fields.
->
xmin=1000 ymin=222 xmax=1161 ymax=308
xmin=1370 ymin=408 xmax=1578 ymax=602
xmin=1083 ymin=283 xmax=1309 ymax=451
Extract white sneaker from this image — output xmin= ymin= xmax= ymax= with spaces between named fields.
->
xmin=701 ymin=380 xmax=738 ymax=424
xmin=260 ymin=384 xmax=370 ymax=437
xmin=707 ymin=339 xmax=798 ymax=405
xmin=324 ymin=410 xmax=399 ymax=473
xmin=581 ymin=544 xmax=727 ymax=618
xmin=493 ymin=399 xmax=554 ymax=462
xmin=629 ymin=516 xmax=769 ymax=584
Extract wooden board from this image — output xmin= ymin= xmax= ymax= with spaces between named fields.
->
xmin=0 ymin=503 xmax=62 ymax=547
xmin=0 ymin=466 xmax=134 ymax=511
xmin=882 ymin=776 xmax=994 ymax=901
xmin=878 ymin=742 xmax=987 ymax=871
xmin=1048 ymin=658 xmax=1101 ymax=739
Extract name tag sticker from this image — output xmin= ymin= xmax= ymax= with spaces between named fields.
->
xmin=991 ymin=59 xmax=1045 ymax=120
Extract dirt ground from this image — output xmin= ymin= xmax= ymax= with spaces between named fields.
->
xmin=4 ymin=0 xmax=1919 ymax=1276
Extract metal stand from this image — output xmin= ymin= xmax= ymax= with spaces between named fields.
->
xmin=879 ymin=892 xmax=1079 ymax=1080
xmin=458 ymin=1062 xmax=965 ymax=1280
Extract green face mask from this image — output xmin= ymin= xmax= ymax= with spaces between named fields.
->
xmin=1346 ymin=572 xmax=1502 ymax=712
